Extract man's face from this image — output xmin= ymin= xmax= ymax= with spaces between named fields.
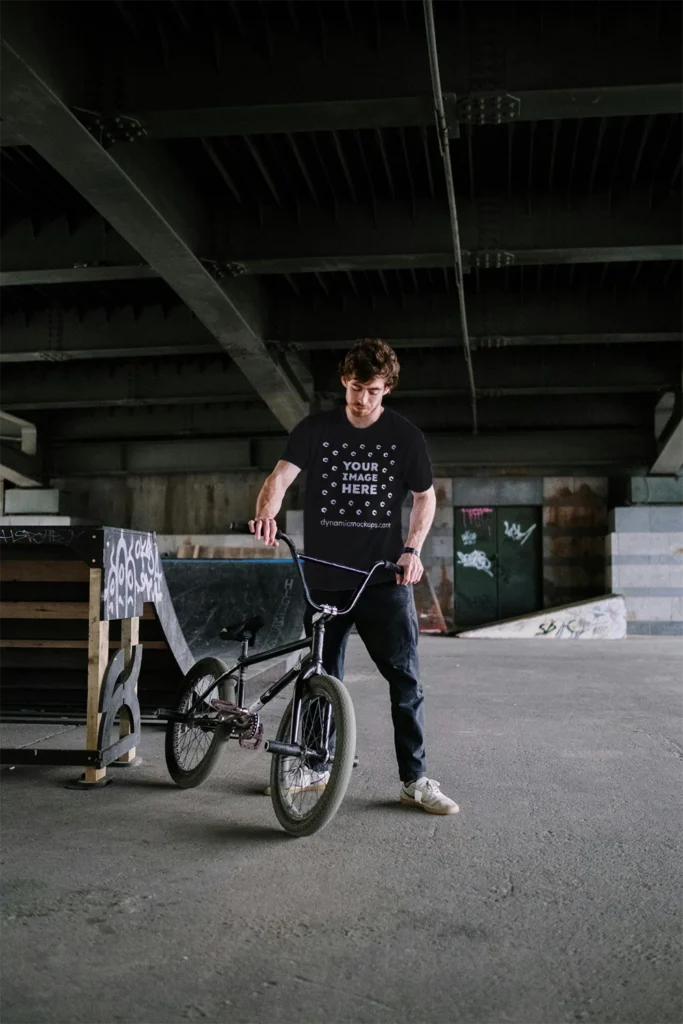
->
xmin=342 ymin=374 xmax=390 ymax=419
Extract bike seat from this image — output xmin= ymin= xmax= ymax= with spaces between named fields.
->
xmin=219 ymin=614 xmax=265 ymax=646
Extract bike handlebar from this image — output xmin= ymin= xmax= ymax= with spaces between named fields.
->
xmin=228 ymin=521 xmax=404 ymax=616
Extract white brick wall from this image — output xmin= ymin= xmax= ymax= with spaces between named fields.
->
xmin=608 ymin=520 xmax=683 ymax=632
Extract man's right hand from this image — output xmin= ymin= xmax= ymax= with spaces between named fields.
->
xmin=249 ymin=517 xmax=279 ymax=547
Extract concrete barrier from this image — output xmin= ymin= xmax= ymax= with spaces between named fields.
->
xmin=457 ymin=594 xmax=626 ymax=639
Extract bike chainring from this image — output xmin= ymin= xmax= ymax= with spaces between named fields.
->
xmin=209 ymin=699 xmax=263 ymax=750
xmin=238 ymin=715 xmax=263 ymax=750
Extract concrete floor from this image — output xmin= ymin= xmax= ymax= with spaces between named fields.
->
xmin=1 ymin=637 xmax=681 ymax=1024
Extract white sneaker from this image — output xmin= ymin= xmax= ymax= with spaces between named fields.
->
xmin=400 ymin=777 xmax=459 ymax=815
xmin=263 ymin=768 xmax=330 ymax=797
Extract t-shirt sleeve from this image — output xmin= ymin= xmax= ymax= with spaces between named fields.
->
xmin=281 ymin=417 xmax=312 ymax=470
xmin=403 ymin=431 xmax=433 ymax=492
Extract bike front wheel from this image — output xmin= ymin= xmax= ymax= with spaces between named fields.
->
xmin=165 ymin=656 xmax=232 ymax=788
xmin=269 ymin=673 xmax=356 ymax=838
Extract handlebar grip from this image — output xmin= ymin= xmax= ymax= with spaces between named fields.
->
xmin=229 ymin=520 xmax=282 ymax=540
xmin=228 ymin=521 xmax=252 ymax=534
xmin=383 ymin=560 xmax=405 ymax=576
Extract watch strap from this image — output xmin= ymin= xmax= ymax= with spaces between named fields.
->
xmin=403 ymin=546 xmax=420 ymax=557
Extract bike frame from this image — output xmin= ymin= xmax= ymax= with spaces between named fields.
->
xmin=177 ymin=531 xmax=400 ymax=752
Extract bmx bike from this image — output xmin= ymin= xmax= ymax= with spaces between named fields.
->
xmin=157 ymin=522 xmax=403 ymax=837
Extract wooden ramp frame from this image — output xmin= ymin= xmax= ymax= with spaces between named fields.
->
xmin=0 ymin=526 xmax=194 ymax=785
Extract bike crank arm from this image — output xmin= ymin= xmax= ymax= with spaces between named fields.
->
xmin=264 ymin=739 xmax=359 ymax=768
xmin=155 ymin=708 xmax=223 ymax=730
xmin=264 ymin=739 xmax=326 ymax=759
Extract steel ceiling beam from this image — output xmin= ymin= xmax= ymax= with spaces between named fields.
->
xmin=113 ymin=85 xmax=683 ymax=138
xmin=95 ymin=5 xmax=682 ymax=137
xmin=3 ymin=345 xmax=678 ymax=411
xmin=1 ymin=357 xmax=259 ymax=411
xmin=0 ymin=8 xmax=307 ymax=430
xmin=46 ymin=394 xmax=654 ymax=444
xmin=0 ymin=100 xmax=459 ymax=145
xmin=295 ymin=332 xmax=683 ymax=351
xmin=230 ymin=245 xmax=680 ymax=276
xmin=275 ymin=291 xmax=682 ymax=345
xmin=49 ymin=404 xmax=283 ymax=441
xmin=0 ymin=214 xmax=158 ymax=289
xmin=214 ymin=195 xmax=681 ymax=272
xmin=0 ymin=307 xmax=218 ymax=362
xmin=2 ymin=310 xmax=680 ymax=364
xmin=80 ymin=82 xmax=679 ymax=139
xmin=129 ymin=96 xmax=458 ymax=138
xmin=0 ymin=266 xmax=157 ymax=286
xmin=311 ymin=344 xmax=680 ymax=399
xmin=2 ymin=8 xmax=678 ymax=145
xmin=48 ymin=429 xmax=655 ymax=477
xmin=480 ymin=84 xmax=682 ymax=123
xmin=3 ymin=195 xmax=679 ymax=284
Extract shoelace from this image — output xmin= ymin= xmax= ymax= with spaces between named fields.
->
xmin=422 ymin=778 xmax=442 ymax=796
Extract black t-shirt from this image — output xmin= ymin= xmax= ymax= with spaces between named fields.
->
xmin=282 ymin=405 xmax=432 ymax=590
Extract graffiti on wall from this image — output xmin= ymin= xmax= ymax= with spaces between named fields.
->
xmin=503 ymin=521 xmax=537 ymax=546
xmin=461 ymin=530 xmax=477 ymax=546
xmin=456 ymin=549 xmax=494 ymax=577
xmin=461 ymin=508 xmax=493 ymax=527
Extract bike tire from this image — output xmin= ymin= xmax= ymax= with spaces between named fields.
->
xmin=165 ymin=656 xmax=231 ymax=789
xmin=270 ymin=673 xmax=356 ymax=838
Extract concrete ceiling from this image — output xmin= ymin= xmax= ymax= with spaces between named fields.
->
xmin=0 ymin=0 xmax=681 ymax=476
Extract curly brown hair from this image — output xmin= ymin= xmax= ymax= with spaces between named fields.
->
xmin=338 ymin=338 xmax=400 ymax=391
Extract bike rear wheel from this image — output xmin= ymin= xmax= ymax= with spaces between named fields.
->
xmin=165 ymin=656 xmax=232 ymax=788
xmin=269 ymin=673 xmax=356 ymax=838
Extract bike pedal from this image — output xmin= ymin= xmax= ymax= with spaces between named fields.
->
xmin=210 ymin=698 xmax=239 ymax=714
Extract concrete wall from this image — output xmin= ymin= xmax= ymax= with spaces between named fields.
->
xmin=50 ymin=473 xmax=301 ymax=533
xmin=542 ymin=477 xmax=608 ymax=607
xmin=448 ymin=476 xmax=608 ymax=611
xmin=290 ymin=475 xmax=608 ymax=631
xmin=44 ymin=470 xmax=612 ymax=631
xmin=607 ymin=506 xmax=683 ymax=635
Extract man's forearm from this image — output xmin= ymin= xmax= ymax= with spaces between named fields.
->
xmin=406 ymin=489 xmax=436 ymax=552
xmin=255 ymin=473 xmax=287 ymax=520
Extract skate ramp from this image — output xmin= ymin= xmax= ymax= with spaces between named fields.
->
xmin=0 ymin=527 xmax=305 ymax=716
xmin=161 ymin=558 xmax=305 ymax=663
xmin=457 ymin=595 xmax=627 ymax=639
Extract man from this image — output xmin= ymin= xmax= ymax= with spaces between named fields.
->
xmin=250 ymin=338 xmax=458 ymax=815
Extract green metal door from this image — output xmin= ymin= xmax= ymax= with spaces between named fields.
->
xmin=454 ymin=507 xmax=498 ymax=627
xmin=454 ymin=506 xmax=542 ymax=628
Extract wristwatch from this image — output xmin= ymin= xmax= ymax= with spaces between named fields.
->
xmin=402 ymin=546 xmax=420 ymax=557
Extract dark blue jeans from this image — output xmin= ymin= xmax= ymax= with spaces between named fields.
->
xmin=305 ymin=582 xmax=426 ymax=784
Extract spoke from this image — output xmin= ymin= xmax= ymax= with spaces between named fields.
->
xmin=275 ymin=694 xmax=334 ymax=819
xmin=173 ymin=675 xmax=218 ymax=771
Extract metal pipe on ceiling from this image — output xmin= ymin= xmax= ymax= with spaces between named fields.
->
xmin=422 ymin=0 xmax=479 ymax=434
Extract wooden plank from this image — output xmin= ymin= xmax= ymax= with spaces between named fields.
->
xmin=117 ymin=616 xmax=140 ymax=763
xmin=0 ymin=601 xmax=90 ymax=619
xmin=0 ymin=602 xmax=155 ymax=619
xmin=0 ymin=561 xmax=90 ymax=583
xmin=85 ymin=569 xmax=108 ymax=784
xmin=0 ymin=639 xmax=167 ymax=649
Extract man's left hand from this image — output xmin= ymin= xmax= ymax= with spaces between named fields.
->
xmin=396 ymin=551 xmax=423 ymax=586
